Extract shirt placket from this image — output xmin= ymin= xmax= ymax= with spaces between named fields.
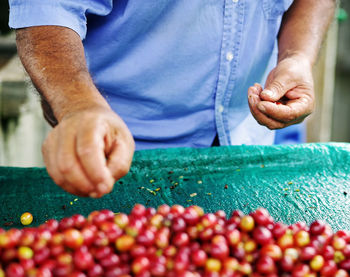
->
xmin=215 ymin=0 xmax=244 ymax=145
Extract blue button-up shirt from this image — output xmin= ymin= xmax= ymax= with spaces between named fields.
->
xmin=9 ymin=0 xmax=293 ymax=150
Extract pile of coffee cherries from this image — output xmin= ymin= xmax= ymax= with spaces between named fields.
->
xmin=1 ymin=204 xmax=350 ymax=276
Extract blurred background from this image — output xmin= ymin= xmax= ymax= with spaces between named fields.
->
xmin=0 ymin=1 xmax=349 ymax=167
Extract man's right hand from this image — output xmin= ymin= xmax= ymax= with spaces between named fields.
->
xmin=42 ymin=106 xmax=135 ymax=198
xmin=15 ymin=26 xmax=135 ymax=197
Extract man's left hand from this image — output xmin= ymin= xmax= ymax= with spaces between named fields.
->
xmin=248 ymin=54 xmax=315 ymax=130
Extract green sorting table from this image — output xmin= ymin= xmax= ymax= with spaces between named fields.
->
xmin=0 ymin=143 xmax=349 ymax=230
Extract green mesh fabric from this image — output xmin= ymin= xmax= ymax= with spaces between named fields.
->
xmin=1 ymin=143 xmax=350 ymax=230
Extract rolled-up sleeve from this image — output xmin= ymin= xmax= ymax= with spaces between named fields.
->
xmin=8 ymin=0 xmax=113 ymax=40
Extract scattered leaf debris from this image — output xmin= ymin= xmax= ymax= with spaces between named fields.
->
xmin=206 ymin=193 xmax=212 ymax=196
xmin=170 ymin=181 xmax=179 ymax=190
xmin=149 ymin=179 xmax=155 ymax=183
xmin=288 ymin=182 xmax=293 ymax=185
xmin=344 ymin=191 xmax=348 ymax=196
xmin=261 ymin=164 xmax=265 ymax=168
xmin=4 ymin=222 xmax=13 ymax=226
xmin=197 ymin=180 xmax=203 ymax=184
xmin=224 ymin=184 xmax=228 ymax=189
xmin=190 ymin=193 xmax=197 ymax=197
xmin=235 ymin=169 xmax=241 ymax=172
xmin=139 ymin=186 xmax=156 ymax=196
xmin=61 ymin=205 xmax=66 ymax=210
xmin=295 ymin=189 xmax=300 ymax=192
xmin=74 ymin=198 xmax=78 ymax=202
xmin=155 ymin=188 xmax=161 ymax=192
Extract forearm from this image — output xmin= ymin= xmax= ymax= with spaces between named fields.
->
xmin=16 ymin=26 xmax=110 ymax=122
xmin=278 ymin=0 xmax=336 ymax=66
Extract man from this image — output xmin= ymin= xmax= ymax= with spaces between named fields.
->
xmin=9 ymin=0 xmax=335 ymax=198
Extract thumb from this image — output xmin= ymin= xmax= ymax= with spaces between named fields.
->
xmin=260 ymin=71 xmax=295 ymax=102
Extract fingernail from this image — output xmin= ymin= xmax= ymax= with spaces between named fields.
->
xmin=262 ymin=89 xmax=274 ymax=98
xmin=89 ymin=192 xmax=99 ymax=198
xmin=97 ymin=183 xmax=108 ymax=194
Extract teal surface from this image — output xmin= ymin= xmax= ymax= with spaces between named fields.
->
xmin=0 ymin=143 xmax=349 ymax=230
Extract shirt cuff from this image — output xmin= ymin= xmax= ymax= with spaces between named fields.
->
xmin=9 ymin=1 xmax=87 ymax=40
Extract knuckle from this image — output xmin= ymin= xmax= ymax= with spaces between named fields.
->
xmin=76 ymin=145 xmax=95 ymax=158
xmin=57 ymin=159 xmax=74 ymax=175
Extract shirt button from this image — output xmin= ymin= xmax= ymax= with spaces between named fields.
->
xmin=218 ymin=105 xmax=224 ymax=113
xmin=232 ymin=0 xmax=239 ymax=2
xmin=226 ymin=52 xmax=233 ymax=62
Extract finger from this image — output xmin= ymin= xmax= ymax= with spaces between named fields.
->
xmin=76 ymin=122 xmax=115 ymax=195
xmin=56 ymin=129 xmax=95 ymax=196
xmin=106 ymin=139 xmax=134 ymax=191
xmin=59 ymin=181 xmax=89 ymax=197
xmin=42 ymin=131 xmax=65 ymax=186
xmin=248 ymin=86 xmax=285 ymax=130
xmin=260 ymin=72 xmax=296 ymax=102
xmin=253 ymin=83 xmax=263 ymax=93
xmin=284 ymin=87 xmax=314 ymax=102
xmin=257 ymin=96 xmax=312 ymax=123
xmin=42 ymin=131 xmax=84 ymax=196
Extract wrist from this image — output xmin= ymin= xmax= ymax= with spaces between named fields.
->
xmin=277 ymin=51 xmax=314 ymax=68
xmin=53 ymin=86 xmax=112 ymax=122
